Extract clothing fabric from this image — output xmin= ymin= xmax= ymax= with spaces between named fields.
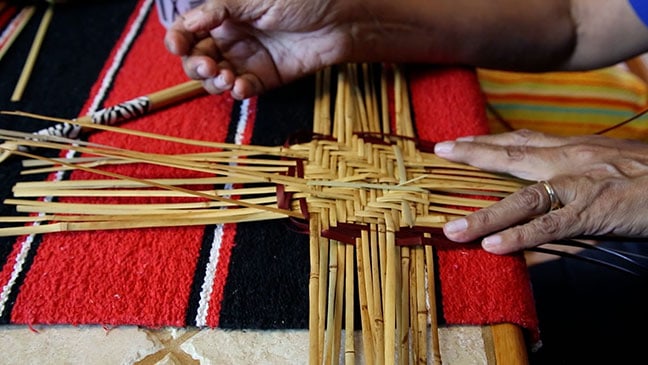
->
xmin=477 ymin=67 xmax=648 ymax=138
xmin=630 ymin=0 xmax=648 ymax=26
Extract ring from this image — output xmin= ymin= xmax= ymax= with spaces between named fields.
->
xmin=539 ymin=180 xmax=561 ymax=213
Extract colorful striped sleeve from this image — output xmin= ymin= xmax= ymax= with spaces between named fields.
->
xmin=477 ymin=66 xmax=648 ymax=138
xmin=630 ymin=0 xmax=648 ymax=27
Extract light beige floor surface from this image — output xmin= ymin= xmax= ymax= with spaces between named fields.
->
xmin=0 ymin=325 xmax=490 ymax=364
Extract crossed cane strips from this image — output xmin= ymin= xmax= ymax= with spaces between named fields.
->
xmin=0 ymin=64 xmax=528 ymax=364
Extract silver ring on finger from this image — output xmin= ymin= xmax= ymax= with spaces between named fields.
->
xmin=539 ymin=180 xmax=561 ymax=213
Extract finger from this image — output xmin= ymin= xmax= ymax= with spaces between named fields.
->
xmin=456 ymin=130 xmax=641 ymax=150
xmin=480 ymin=207 xmax=580 ymax=255
xmin=456 ymin=129 xmax=570 ymax=148
xmin=231 ymin=73 xmax=267 ymax=100
xmin=443 ymin=182 xmax=557 ymax=243
xmin=165 ymin=20 xmax=195 ymax=56
xmin=434 ymin=140 xmax=559 ymax=180
xmin=181 ymin=39 xmax=221 ymax=79
xmin=182 ymin=1 xmax=231 ymax=32
xmin=182 ymin=56 xmax=214 ymax=79
xmin=202 ymin=69 xmax=236 ymax=95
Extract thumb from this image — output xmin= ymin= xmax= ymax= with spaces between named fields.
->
xmin=182 ymin=1 xmax=233 ymax=31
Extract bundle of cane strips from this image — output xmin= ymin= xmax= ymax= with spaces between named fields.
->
xmin=0 ymin=63 xmax=528 ymax=364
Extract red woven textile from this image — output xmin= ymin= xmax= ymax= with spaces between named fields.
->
xmin=0 ymin=0 xmax=538 ymax=339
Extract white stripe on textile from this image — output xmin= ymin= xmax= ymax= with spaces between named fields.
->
xmin=195 ymin=98 xmax=250 ymax=327
xmin=87 ymin=0 xmax=155 ymax=115
xmin=0 ymin=0 xmax=155 ymax=316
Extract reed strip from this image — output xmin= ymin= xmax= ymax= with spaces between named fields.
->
xmin=12 ymin=184 xmax=283 ymax=197
xmin=314 ymin=68 xmax=332 ymax=135
xmin=356 ymin=232 xmax=375 ymax=365
xmin=1 ymin=111 xmax=294 ymax=157
xmin=399 ymin=246 xmax=411 ymax=365
xmin=414 ymin=247 xmax=428 ymax=364
xmin=3 ymin=137 xmax=310 ymax=192
xmin=0 ymin=6 xmax=35 ymax=63
xmin=322 ymin=239 xmax=338 ymax=365
xmin=6 ymin=196 xmax=282 ymax=216
xmin=425 ymin=244 xmax=442 ymax=364
xmin=383 ymin=213 xmax=397 ymax=363
xmin=370 ymin=222 xmax=385 ymax=364
xmin=331 ymin=71 xmax=342 ymax=142
xmin=13 ymin=176 xmax=269 ymax=190
xmin=6 ymin=148 xmax=303 ymax=219
xmin=2 ymin=205 xmax=285 ymax=223
xmin=344 ymin=243 xmax=355 ymax=365
xmin=308 ymin=213 xmax=320 ymax=365
xmin=333 ymin=242 xmax=346 ymax=363
xmin=0 ymin=209 xmax=287 ymax=237
xmin=409 ymin=247 xmax=418 ymax=364
xmin=11 ymin=188 xmax=279 ymax=199
xmin=317 ymin=211 xmax=330 ymax=365
xmin=11 ymin=4 xmax=53 ymax=101
xmin=380 ymin=65 xmax=391 ymax=138
xmin=22 ymin=154 xmax=297 ymax=175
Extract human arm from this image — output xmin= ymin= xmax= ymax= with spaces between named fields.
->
xmin=434 ymin=130 xmax=648 ymax=254
xmin=164 ymin=0 xmax=648 ymax=99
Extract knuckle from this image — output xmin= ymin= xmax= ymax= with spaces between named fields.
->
xmin=504 ymin=145 xmax=527 ymax=161
xmin=516 ymin=185 xmax=546 ymax=212
xmin=562 ymin=144 xmax=607 ymax=163
xmin=511 ymin=129 xmax=536 ymax=143
xmin=506 ymin=227 xmax=533 ymax=246
xmin=534 ymin=213 xmax=564 ymax=235
xmin=506 ymin=212 xmax=568 ymax=246
xmin=471 ymin=207 xmax=499 ymax=227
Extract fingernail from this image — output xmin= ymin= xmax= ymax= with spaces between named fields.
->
xmin=434 ymin=141 xmax=455 ymax=156
xmin=197 ymin=64 xmax=209 ymax=78
xmin=482 ymin=235 xmax=502 ymax=249
xmin=213 ymin=75 xmax=228 ymax=89
xmin=456 ymin=136 xmax=474 ymax=142
xmin=183 ymin=11 xmax=200 ymax=28
xmin=444 ymin=218 xmax=467 ymax=234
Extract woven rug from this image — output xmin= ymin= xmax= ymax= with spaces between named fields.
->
xmin=0 ymin=0 xmax=538 ymax=337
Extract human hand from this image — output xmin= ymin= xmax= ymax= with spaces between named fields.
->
xmin=163 ymin=0 xmax=357 ymax=99
xmin=433 ymin=129 xmax=648 ymax=254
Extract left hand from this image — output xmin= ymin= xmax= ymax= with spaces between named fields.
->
xmin=433 ymin=129 xmax=648 ymax=254
xmin=163 ymin=0 xmax=356 ymax=99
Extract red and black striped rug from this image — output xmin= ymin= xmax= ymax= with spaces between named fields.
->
xmin=0 ymin=0 xmax=537 ymax=336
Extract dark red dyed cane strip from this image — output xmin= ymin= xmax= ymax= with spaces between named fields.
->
xmin=320 ymin=222 xmax=367 ymax=245
xmin=276 ymin=160 xmax=309 ymax=220
xmin=354 ymin=131 xmax=437 ymax=153
xmin=396 ymin=226 xmax=476 ymax=249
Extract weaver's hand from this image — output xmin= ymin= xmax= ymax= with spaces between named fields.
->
xmin=434 ymin=129 xmax=648 ymax=254
xmin=164 ymin=0 xmax=359 ymax=99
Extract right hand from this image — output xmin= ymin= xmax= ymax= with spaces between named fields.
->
xmin=434 ymin=130 xmax=648 ymax=254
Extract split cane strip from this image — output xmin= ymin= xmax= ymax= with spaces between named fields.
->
xmin=0 ymin=6 xmax=36 ymax=63
xmin=11 ymin=4 xmax=53 ymax=101
xmin=0 ymin=63 xmax=533 ymax=362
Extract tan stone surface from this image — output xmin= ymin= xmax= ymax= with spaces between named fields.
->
xmin=0 ymin=325 xmax=489 ymax=364
xmin=439 ymin=326 xmax=488 ymax=365
xmin=184 ymin=329 xmax=309 ymax=365
xmin=0 ymin=325 xmax=157 ymax=365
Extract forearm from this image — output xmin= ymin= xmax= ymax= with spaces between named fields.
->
xmin=346 ymin=0 xmax=648 ymax=71
xmin=345 ymin=0 xmax=575 ymax=70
